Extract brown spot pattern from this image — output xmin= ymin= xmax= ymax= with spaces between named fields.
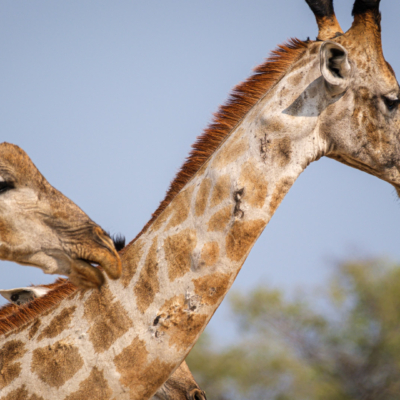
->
xmin=193 ymin=272 xmax=232 ymax=305
xmin=114 ymin=336 xmax=173 ymax=400
xmin=273 ymin=136 xmax=292 ymax=167
xmin=208 ymin=206 xmax=232 ymax=232
xmin=239 ymin=162 xmax=268 ymax=208
xmin=151 ymin=205 xmax=173 ymax=233
xmin=287 ymin=72 xmax=303 ymax=87
xmin=37 ymin=306 xmax=76 ymax=341
xmin=166 ymin=186 xmax=195 ymax=229
xmin=165 ymin=229 xmax=197 ymax=281
xmin=195 ymin=178 xmax=212 ymax=216
xmin=31 ymin=341 xmax=83 ymax=388
xmin=65 ymin=367 xmax=112 ymax=400
xmin=262 ymin=118 xmax=284 ymax=132
xmin=200 ymin=242 xmax=220 ymax=267
xmin=226 ymin=219 xmax=265 ymax=262
xmin=0 ymin=386 xmax=44 ymax=400
xmin=0 ymin=340 xmax=26 ymax=390
xmin=28 ymin=319 xmax=41 ymax=340
xmin=212 ymin=135 xmax=248 ymax=169
xmin=157 ymin=295 xmax=207 ymax=352
xmin=134 ymin=238 xmax=160 ymax=313
xmin=120 ymin=238 xmax=144 ymax=287
xmin=84 ymin=285 xmax=132 ymax=353
xmin=269 ymin=177 xmax=294 ymax=215
xmin=210 ymin=175 xmax=230 ymax=208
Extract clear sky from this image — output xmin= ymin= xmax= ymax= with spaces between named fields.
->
xmin=1 ymin=1 xmax=400 ymax=340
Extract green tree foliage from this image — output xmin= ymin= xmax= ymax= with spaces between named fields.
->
xmin=187 ymin=260 xmax=400 ymax=400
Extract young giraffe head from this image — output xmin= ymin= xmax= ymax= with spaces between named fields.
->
xmin=303 ymin=0 xmax=400 ymax=192
xmin=0 ymin=142 xmax=121 ymax=288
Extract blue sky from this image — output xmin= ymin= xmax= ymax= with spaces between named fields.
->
xmin=1 ymin=0 xmax=400 ymax=340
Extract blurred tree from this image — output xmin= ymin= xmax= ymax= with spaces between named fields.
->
xmin=187 ymin=260 xmax=400 ymax=400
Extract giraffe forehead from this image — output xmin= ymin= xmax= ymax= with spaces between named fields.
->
xmin=0 ymin=144 xmax=42 ymax=184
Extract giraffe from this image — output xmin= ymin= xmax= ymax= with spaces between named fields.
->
xmin=0 ymin=142 xmax=121 ymax=289
xmin=1 ymin=0 xmax=399 ymax=398
xmin=0 ymin=281 xmax=207 ymax=400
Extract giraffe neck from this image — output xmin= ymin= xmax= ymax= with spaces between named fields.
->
xmin=110 ymin=42 xmax=327 ymax=397
xmin=1 ymin=42 xmax=328 ymax=400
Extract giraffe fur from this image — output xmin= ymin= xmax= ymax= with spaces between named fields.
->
xmin=1 ymin=0 xmax=400 ymax=398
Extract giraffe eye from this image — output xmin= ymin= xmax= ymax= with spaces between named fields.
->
xmin=0 ymin=181 xmax=14 ymax=194
xmin=383 ymin=97 xmax=398 ymax=111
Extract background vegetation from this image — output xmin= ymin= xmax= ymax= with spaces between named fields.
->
xmin=187 ymin=260 xmax=400 ymax=400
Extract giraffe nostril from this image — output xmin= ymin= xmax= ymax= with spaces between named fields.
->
xmin=190 ymin=389 xmax=207 ymax=400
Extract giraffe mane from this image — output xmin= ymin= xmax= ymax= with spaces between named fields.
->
xmin=0 ymin=38 xmax=309 ymax=336
xmin=0 ymin=279 xmax=76 ymax=335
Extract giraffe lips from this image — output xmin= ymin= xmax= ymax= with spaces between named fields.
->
xmin=67 ymin=258 xmax=105 ymax=289
xmin=67 ymin=236 xmax=122 ymax=288
xmin=87 ymin=261 xmax=105 ymax=272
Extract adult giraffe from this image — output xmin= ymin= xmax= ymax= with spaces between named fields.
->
xmin=1 ymin=0 xmax=399 ymax=399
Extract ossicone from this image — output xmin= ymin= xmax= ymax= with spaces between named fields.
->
xmin=305 ymin=0 xmax=343 ymax=41
xmin=352 ymin=0 xmax=381 ymax=16
xmin=350 ymin=0 xmax=382 ymax=33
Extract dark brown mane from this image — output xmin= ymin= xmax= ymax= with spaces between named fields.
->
xmin=0 ymin=38 xmax=309 ymax=336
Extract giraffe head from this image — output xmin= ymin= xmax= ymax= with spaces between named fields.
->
xmin=0 ymin=142 xmax=121 ymax=288
xmin=304 ymin=0 xmax=400 ymax=193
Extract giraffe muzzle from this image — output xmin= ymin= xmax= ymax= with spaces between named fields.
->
xmin=69 ymin=231 xmax=122 ymax=288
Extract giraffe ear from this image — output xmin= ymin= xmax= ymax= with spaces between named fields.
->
xmin=0 ymin=286 xmax=50 ymax=305
xmin=320 ymin=41 xmax=351 ymax=96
